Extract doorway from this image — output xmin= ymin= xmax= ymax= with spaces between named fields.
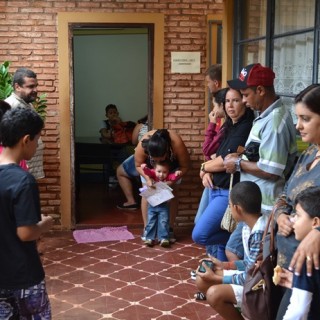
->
xmin=72 ymin=25 xmax=150 ymax=226
xmin=57 ymin=13 xmax=164 ymax=229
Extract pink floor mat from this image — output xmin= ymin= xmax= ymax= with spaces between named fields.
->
xmin=73 ymin=226 xmax=135 ymax=243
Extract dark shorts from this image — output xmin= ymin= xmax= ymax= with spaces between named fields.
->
xmin=0 ymin=280 xmax=51 ymax=320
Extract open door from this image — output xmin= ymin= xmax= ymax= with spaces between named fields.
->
xmin=58 ymin=13 xmax=164 ymax=229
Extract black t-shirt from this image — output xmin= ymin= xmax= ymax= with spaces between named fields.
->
xmin=0 ymin=164 xmax=44 ymax=289
xmin=213 ymin=109 xmax=254 ymax=189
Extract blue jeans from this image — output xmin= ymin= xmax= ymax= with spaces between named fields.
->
xmin=192 ymin=188 xmax=230 ymax=246
xmin=145 ymin=202 xmax=170 ymax=241
xmin=225 ymin=221 xmax=245 ymax=259
xmin=194 ymin=187 xmax=209 ymax=224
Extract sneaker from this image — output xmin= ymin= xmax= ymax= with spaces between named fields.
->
xmin=144 ymin=239 xmax=154 ymax=247
xmin=190 ymin=270 xmax=196 ymax=280
xmin=169 ymin=228 xmax=176 ymax=243
xmin=160 ymin=239 xmax=170 ymax=247
xmin=141 ymin=229 xmax=147 ymax=241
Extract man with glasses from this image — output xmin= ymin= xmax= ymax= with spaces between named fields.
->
xmin=5 ymin=68 xmax=45 ymax=179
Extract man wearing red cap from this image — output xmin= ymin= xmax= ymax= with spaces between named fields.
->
xmin=223 ymin=63 xmax=297 ymax=261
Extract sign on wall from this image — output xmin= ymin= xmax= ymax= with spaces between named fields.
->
xmin=171 ymin=52 xmax=201 ymax=73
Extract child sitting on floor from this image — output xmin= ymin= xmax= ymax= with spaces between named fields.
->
xmin=195 ymin=181 xmax=267 ymax=320
xmin=141 ymin=161 xmax=181 ymax=247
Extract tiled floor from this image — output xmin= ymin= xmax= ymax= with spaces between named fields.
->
xmin=44 ymin=178 xmax=223 ymax=319
xmin=42 ymin=230 xmax=224 ymax=320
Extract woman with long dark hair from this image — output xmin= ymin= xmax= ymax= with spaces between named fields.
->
xmin=135 ymin=128 xmax=191 ymax=240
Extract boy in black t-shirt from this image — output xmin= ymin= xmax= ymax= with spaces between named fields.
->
xmin=0 ymin=107 xmax=53 ymax=319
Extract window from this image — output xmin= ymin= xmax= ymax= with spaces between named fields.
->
xmin=233 ymin=0 xmax=320 ymax=122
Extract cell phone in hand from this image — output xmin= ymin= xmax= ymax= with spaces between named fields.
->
xmin=198 ymin=259 xmax=214 ymax=273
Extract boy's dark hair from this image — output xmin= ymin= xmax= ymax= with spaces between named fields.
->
xmin=230 ymin=181 xmax=261 ymax=214
xmin=105 ymin=104 xmax=117 ymax=114
xmin=295 ymin=186 xmax=320 ymax=219
xmin=205 ymin=64 xmax=222 ymax=82
xmin=13 ymin=68 xmax=37 ymax=87
xmin=0 ymin=107 xmax=44 ymax=147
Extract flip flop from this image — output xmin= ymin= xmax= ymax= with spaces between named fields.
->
xmin=116 ymin=203 xmax=139 ymax=210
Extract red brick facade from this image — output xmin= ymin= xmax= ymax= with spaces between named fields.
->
xmin=0 ymin=0 xmax=224 ymax=228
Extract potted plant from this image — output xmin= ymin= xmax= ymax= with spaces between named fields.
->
xmin=0 ymin=61 xmax=13 ymax=100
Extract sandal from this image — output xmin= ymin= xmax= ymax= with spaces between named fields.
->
xmin=116 ymin=203 xmax=139 ymax=210
xmin=194 ymin=292 xmax=206 ymax=301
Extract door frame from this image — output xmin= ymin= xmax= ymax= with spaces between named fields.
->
xmin=58 ymin=12 xmax=164 ymax=229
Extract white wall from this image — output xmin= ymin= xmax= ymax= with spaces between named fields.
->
xmin=73 ymin=33 xmax=148 ymax=137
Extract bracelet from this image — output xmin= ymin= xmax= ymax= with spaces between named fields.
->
xmin=200 ymin=163 xmax=207 ymax=173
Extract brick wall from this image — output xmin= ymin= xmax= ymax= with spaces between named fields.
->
xmin=0 ymin=0 xmax=224 ymax=228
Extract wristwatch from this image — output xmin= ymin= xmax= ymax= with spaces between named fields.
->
xmin=235 ymin=158 xmax=242 ymax=172
xmin=200 ymin=163 xmax=207 ymax=173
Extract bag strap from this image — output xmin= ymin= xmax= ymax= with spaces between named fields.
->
xmin=261 ymin=199 xmax=285 ymax=255
xmin=229 ymin=173 xmax=234 ymax=192
xmin=262 ymin=210 xmax=275 ymax=254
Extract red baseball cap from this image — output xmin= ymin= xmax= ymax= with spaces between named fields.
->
xmin=227 ymin=63 xmax=275 ymax=89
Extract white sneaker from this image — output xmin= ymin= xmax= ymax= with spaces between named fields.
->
xmin=144 ymin=239 xmax=154 ymax=247
xmin=160 ymin=239 xmax=170 ymax=247
xmin=141 ymin=229 xmax=147 ymax=241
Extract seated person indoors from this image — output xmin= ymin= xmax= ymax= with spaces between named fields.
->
xmin=99 ymin=104 xmax=122 ymax=141
xmin=195 ymin=181 xmax=267 ymax=320
xmin=99 ymin=103 xmax=136 ymax=144
xmin=116 ymin=115 xmax=148 ymax=210
xmin=142 ymin=160 xmax=181 ymax=248
xmin=277 ymin=186 xmax=320 ymax=320
xmin=99 ymin=103 xmax=134 ymax=186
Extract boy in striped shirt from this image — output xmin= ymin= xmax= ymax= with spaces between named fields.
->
xmin=195 ymin=181 xmax=267 ymax=320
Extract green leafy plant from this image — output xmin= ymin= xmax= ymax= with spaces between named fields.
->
xmin=33 ymin=93 xmax=47 ymax=121
xmin=0 ymin=61 xmax=13 ymax=100
xmin=0 ymin=60 xmax=47 ymax=120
